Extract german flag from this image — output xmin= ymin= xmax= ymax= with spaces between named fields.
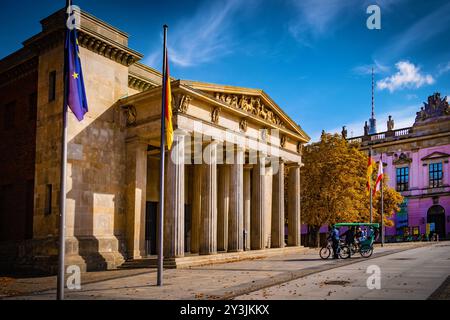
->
xmin=164 ymin=48 xmax=173 ymax=150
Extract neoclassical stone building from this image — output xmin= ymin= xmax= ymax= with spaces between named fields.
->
xmin=0 ymin=9 xmax=309 ymax=273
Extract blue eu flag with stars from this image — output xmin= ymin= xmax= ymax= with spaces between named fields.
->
xmin=65 ymin=21 xmax=88 ymax=121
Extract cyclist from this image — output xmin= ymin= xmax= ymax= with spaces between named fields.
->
xmin=342 ymin=226 xmax=356 ymax=257
xmin=328 ymin=225 xmax=340 ymax=259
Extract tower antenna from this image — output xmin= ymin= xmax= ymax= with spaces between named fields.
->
xmin=371 ymin=67 xmax=375 ymax=119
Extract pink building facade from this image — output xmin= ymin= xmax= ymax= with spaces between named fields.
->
xmin=301 ymin=93 xmax=450 ymax=241
xmin=351 ymin=93 xmax=450 ymax=240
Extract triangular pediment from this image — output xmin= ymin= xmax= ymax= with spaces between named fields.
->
xmin=421 ymin=151 xmax=450 ymax=161
xmin=179 ymin=80 xmax=310 ymax=142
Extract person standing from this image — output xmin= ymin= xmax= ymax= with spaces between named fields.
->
xmin=328 ymin=225 xmax=340 ymax=259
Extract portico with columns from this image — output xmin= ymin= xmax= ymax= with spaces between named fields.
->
xmin=120 ymin=80 xmax=310 ymax=267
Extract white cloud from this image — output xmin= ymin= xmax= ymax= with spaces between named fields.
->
xmin=144 ymin=0 xmax=254 ymax=68
xmin=288 ymin=0 xmax=356 ymax=44
xmin=375 ymin=3 xmax=450 ymax=62
xmin=377 ymin=61 xmax=434 ymax=93
xmin=288 ymin=0 xmax=407 ymax=45
xmin=352 ymin=60 xmax=390 ymax=75
xmin=437 ymin=62 xmax=450 ymax=76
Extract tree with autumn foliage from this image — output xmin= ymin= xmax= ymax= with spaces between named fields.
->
xmin=300 ymin=132 xmax=403 ymax=247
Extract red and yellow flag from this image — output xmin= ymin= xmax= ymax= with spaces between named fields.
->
xmin=366 ymin=154 xmax=376 ymax=194
xmin=164 ymin=49 xmax=173 ymax=150
xmin=373 ymin=160 xmax=384 ymax=196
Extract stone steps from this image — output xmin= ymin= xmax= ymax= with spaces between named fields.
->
xmin=119 ymin=246 xmax=309 ymax=269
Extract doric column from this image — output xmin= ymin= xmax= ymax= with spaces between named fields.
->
xmin=288 ymin=163 xmax=301 ymax=246
xmin=243 ymin=165 xmax=252 ymax=251
xmin=217 ymin=165 xmax=229 ymax=252
xmin=164 ymin=132 xmax=186 ymax=258
xmin=228 ymin=147 xmax=244 ymax=252
xmin=125 ymin=140 xmax=148 ymax=259
xmin=200 ymin=141 xmax=218 ymax=255
xmin=190 ymin=165 xmax=202 ymax=254
xmin=251 ymin=154 xmax=266 ymax=250
xmin=271 ymin=160 xmax=285 ymax=248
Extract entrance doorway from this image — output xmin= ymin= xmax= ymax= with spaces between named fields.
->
xmin=145 ymin=202 xmax=158 ymax=256
xmin=427 ymin=205 xmax=446 ymax=239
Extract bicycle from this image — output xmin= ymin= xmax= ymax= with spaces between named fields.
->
xmin=319 ymin=240 xmax=347 ymax=259
xmin=340 ymin=240 xmax=373 ymax=259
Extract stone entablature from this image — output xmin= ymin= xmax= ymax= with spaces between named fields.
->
xmin=1 ymin=8 xmax=144 ymax=87
xmin=128 ymin=62 xmax=162 ymax=93
xmin=119 ymin=81 xmax=309 ymax=157
xmin=0 ymin=55 xmax=38 ymax=89
xmin=176 ymin=81 xmax=309 ymax=143
xmin=212 ymin=92 xmax=285 ymax=128
xmin=77 ymin=31 xmax=142 ymax=67
xmin=128 ymin=75 xmax=155 ymax=92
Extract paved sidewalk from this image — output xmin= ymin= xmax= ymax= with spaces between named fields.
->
xmin=1 ymin=242 xmax=435 ymax=300
xmin=237 ymin=243 xmax=450 ymax=300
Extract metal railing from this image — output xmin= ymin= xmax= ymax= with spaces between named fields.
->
xmin=347 ymin=127 xmax=412 ymax=144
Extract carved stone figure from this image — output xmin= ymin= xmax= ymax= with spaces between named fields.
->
xmin=239 ymin=119 xmax=248 ymax=132
xmin=212 ymin=92 xmax=286 ymax=127
xmin=211 ymin=107 xmax=221 ymax=124
xmin=177 ymin=94 xmax=191 ymax=114
xmin=261 ymin=128 xmax=268 ymax=142
xmin=231 ymin=95 xmax=238 ymax=108
xmin=387 ymin=115 xmax=394 ymax=131
xmin=415 ymin=92 xmax=450 ymax=122
xmin=297 ymin=142 xmax=303 ymax=155
xmin=341 ymin=126 xmax=347 ymax=139
xmin=122 ymin=105 xmax=137 ymax=126
xmin=364 ymin=121 xmax=369 ymax=136
xmin=280 ymin=135 xmax=287 ymax=148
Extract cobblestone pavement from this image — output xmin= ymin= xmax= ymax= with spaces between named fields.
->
xmin=0 ymin=242 xmax=441 ymax=300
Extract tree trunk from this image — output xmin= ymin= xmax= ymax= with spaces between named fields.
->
xmin=308 ymin=225 xmax=321 ymax=248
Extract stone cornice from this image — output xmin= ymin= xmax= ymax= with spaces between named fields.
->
xmin=0 ymin=56 xmax=38 ymax=89
xmin=128 ymin=74 xmax=156 ymax=92
xmin=77 ymin=30 xmax=142 ymax=66
xmin=5 ymin=8 xmax=143 ymax=71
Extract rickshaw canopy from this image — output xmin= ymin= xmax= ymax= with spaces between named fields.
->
xmin=334 ymin=223 xmax=380 ymax=228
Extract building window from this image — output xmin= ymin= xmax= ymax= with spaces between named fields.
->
xmin=49 ymin=71 xmax=56 ymax=102
xmin=44 ymin=184 xmax=52 ymax=216
xmin=28 ymin=92 xmax=37 ymax=121
xmin=429 ymin=162 xmax=443 ymax=188
xmin=396 ymin=167 xmax=409 ymax=191
xmin=3 ymin=101 xmax=16 ymax=130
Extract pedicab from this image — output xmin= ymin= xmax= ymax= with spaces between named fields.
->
xmin=334 ymin=223 xmax=380 ymax=259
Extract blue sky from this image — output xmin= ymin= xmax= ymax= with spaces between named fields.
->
xmin=1 ymin=0 xmax=450 ymax=141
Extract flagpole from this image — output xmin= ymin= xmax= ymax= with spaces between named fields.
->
xmin=381 ymin=153 xmax=384 ymax=247
xmin=57 ymin=0 xmax=71 ymax=301
xmin=369 ymin=146 xmax=373 ymax=224
xmin=157 ymin=25 xmax=168 ymax=287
